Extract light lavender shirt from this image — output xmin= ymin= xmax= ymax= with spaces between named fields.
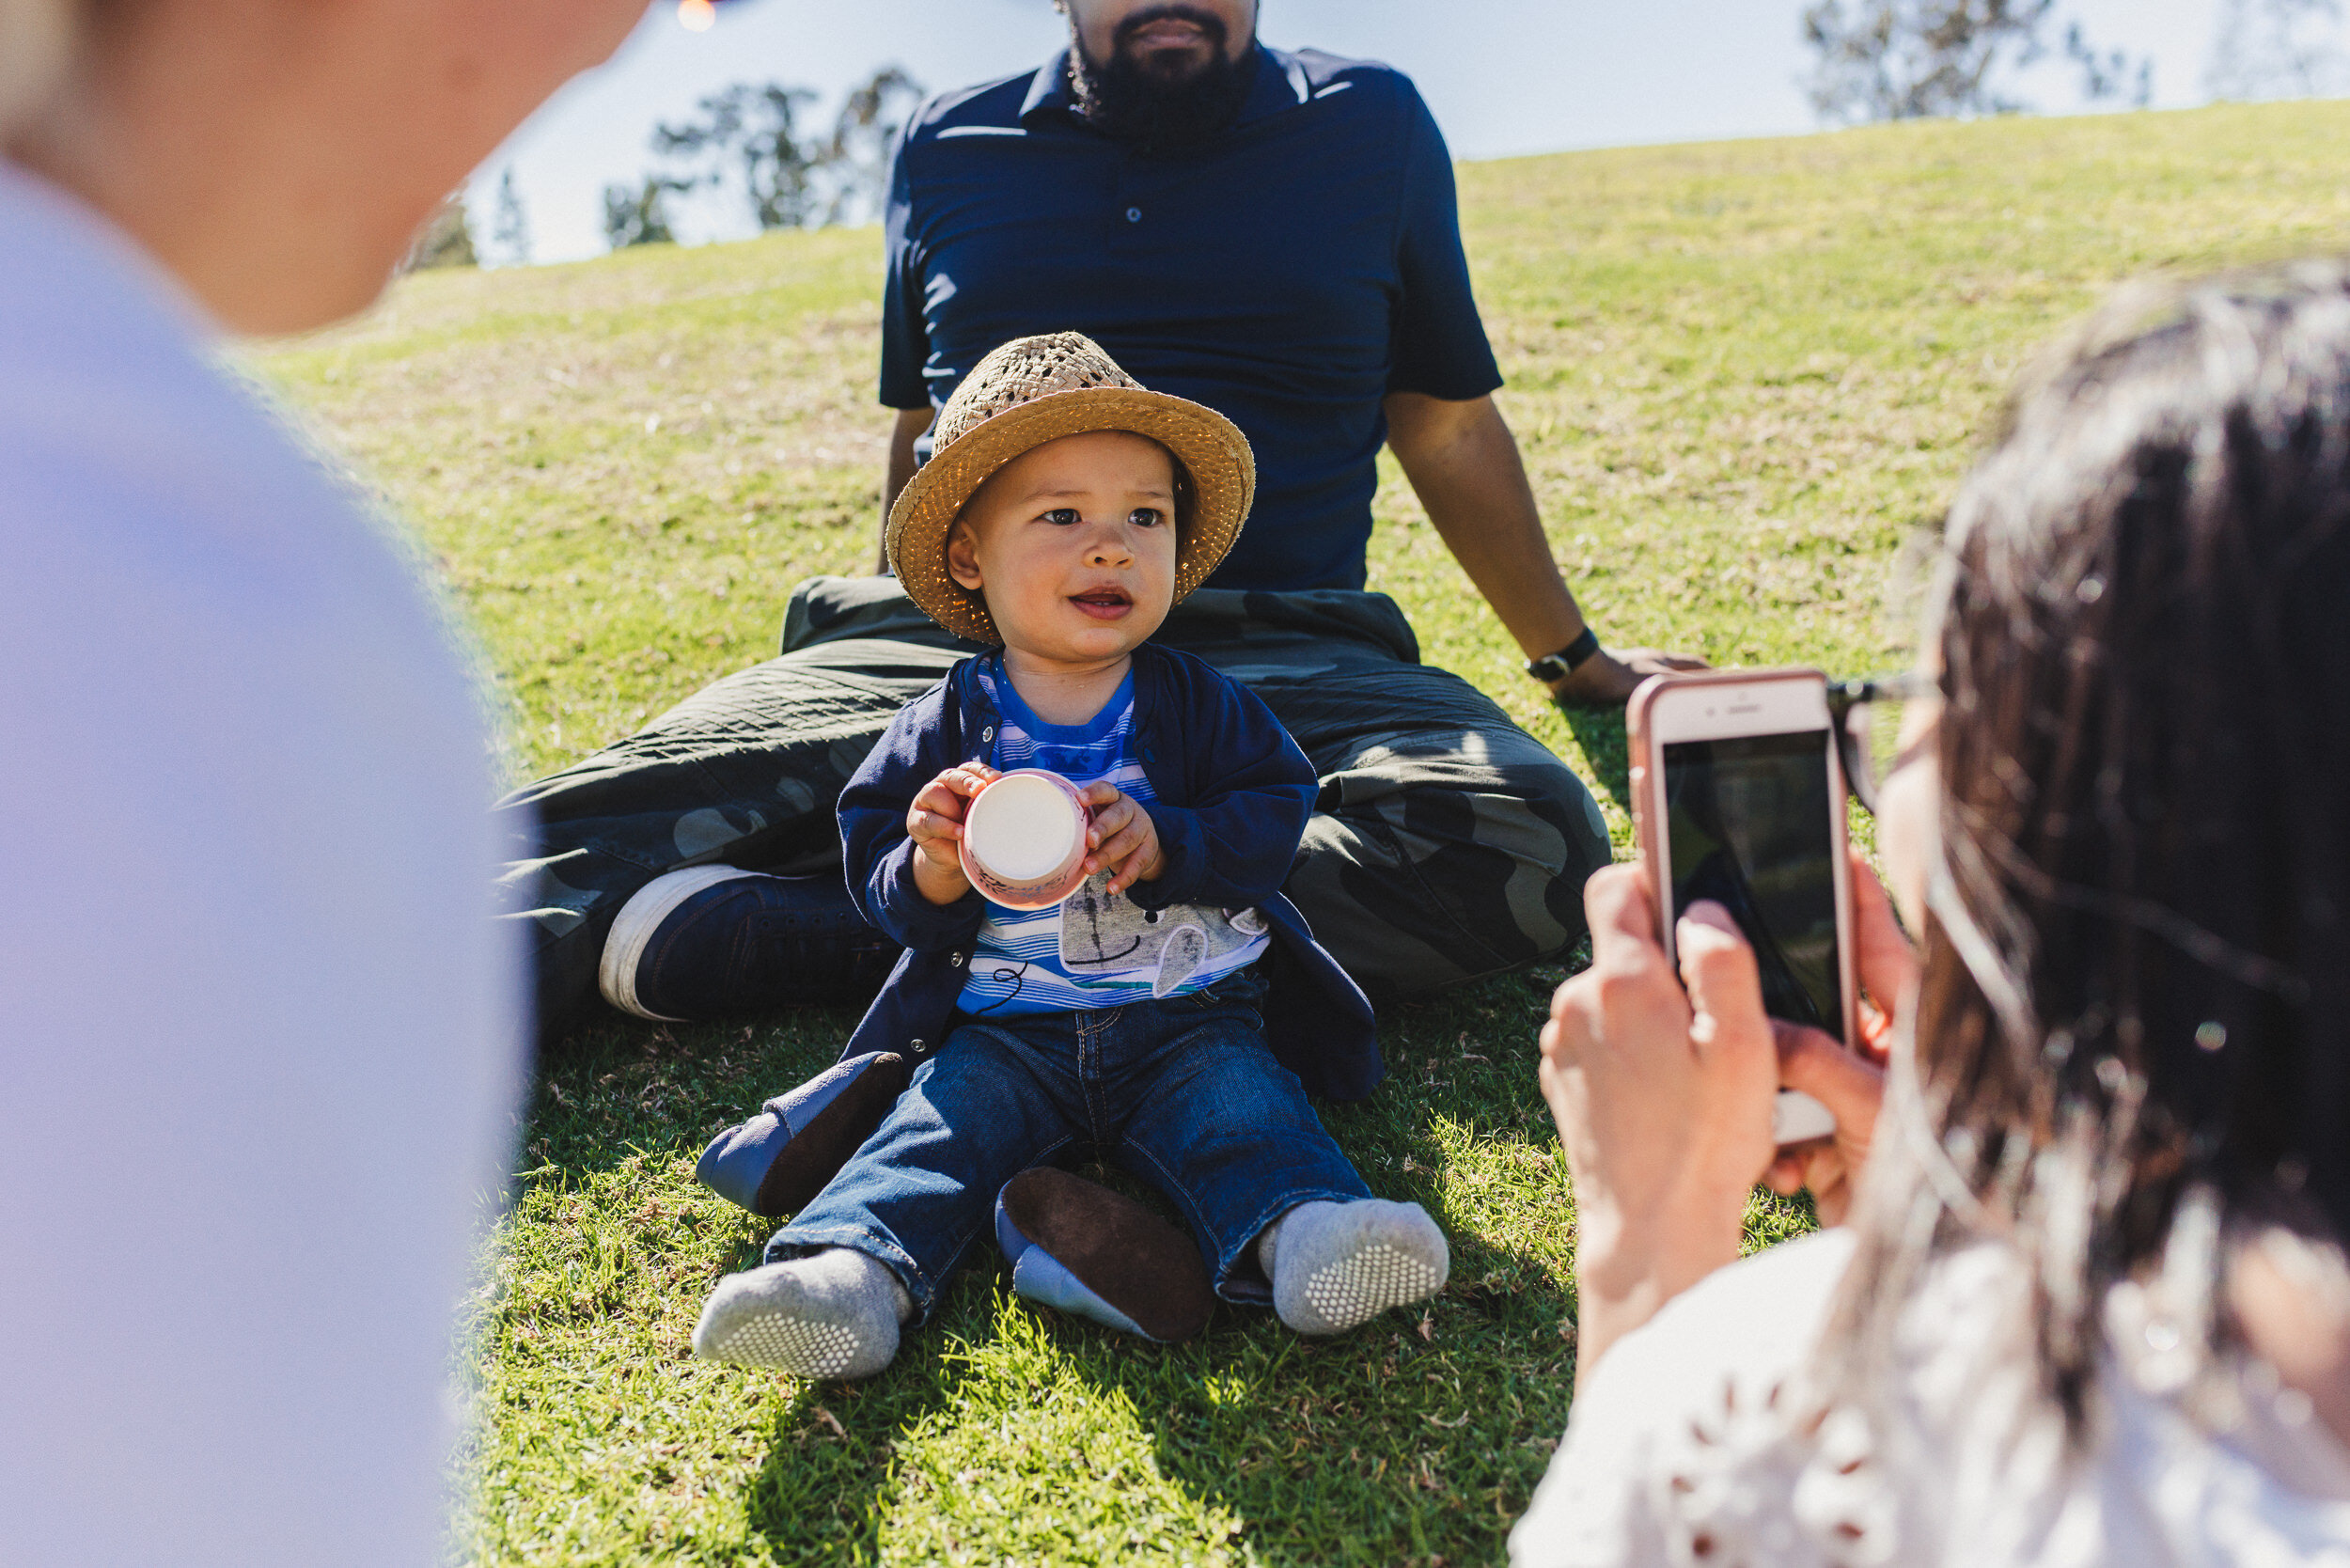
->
xmin=0 ymin=162 xmax=525 ymax=1566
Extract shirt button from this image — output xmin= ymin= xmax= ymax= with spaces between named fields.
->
xmin=1125 ymin=207 xmax=1142 ymax=224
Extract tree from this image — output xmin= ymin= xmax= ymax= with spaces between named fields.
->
xmin=602 ymin=176 xmax=681 ymax=250
xmin=493 ymin=166 xmax=532 ymax=267
xmin=639 ymin=66 xmax=923 ymax=239
xmin=2063 ymin=22 xmax=2154 ymax=107
xmin=403 ymin=196 xmax=477 ymax=271
xmin=653 ymin=82 xmax=822 ymax=231
xmin=2209 ymin=0 xmax=2348 ymax=100
xmin=815 ymin=67 xmax=925 ymax=227
xmin=1802 ymin=0 xmax=2150 ymax=122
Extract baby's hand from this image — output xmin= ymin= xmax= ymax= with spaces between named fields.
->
xmin=906 ymin=760 xmax=999 ymax=902
xmin=1078 ymin=781 xmax=1166 ymax=896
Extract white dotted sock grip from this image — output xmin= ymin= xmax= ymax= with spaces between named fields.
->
xmin=1267 ymin=1200 xmax=1449 ymax=1336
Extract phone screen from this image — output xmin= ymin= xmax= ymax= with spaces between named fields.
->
xmin=1661 ymin=730 xmax=1843 ymax=1042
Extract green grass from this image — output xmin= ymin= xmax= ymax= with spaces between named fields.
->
xmin=252 ymin=100 xmax=2350 ymax=1564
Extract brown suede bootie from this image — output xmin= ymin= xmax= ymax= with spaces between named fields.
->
xmin=995 ymin=1168 xmax=1216 ymax=1343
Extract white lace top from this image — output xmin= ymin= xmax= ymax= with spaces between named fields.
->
xmin=1512 ymin=1230 xmax=2350 ymax=1568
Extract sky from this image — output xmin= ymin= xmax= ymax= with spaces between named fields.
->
xmin=470 ymin=0 xmax=2304 ymax=265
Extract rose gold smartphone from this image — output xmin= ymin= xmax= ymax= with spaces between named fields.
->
xmin=1626 ymin=668 xmax=1857 ymax=1146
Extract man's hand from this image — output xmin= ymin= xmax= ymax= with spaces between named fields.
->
xmin=1761 ymin=853 xmax=1913 ymax=1223
xmin=905 ymin=760 xmax=1000 ymax=904
xmin=1538 ymin=864 xmax=1780 ymax=1391
xmin=1548 ymin=646 xmax=1711 ymax=709
xmin=1077 ymin=781 xmax=1165 ymax=896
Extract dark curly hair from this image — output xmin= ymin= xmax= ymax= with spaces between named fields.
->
xmin=1834 ymin=260 xmax=2350 ymax=1432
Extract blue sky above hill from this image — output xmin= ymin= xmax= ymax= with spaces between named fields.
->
xmin=475 ymin=0 xmax=2286 ymax=264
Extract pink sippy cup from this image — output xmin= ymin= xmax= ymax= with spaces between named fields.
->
xmin=958 ymin=769 xmax=1093 ymax=910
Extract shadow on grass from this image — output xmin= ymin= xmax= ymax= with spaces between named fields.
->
xmin=521 ymin=1004 xmax=868 ymax=1183
xmin=1068 ymin=1287 xmax=1568 ymax=1565
xmin=1560 ymin=705 xmax=1632 ymax=814
xmin=485 ymin=967 xmax=1812 ymax=1564
xmin=732 ymin=1216 xmax=1574 ymax=1565
xmin=723 ymin=971 xmax=1589 ymax=1565
xmin=502 ymin=968 xmax=1829 ymax=1564
xmin=739 ymin=1281 xmax=988 ymax=1564
xmin=1159 ymin=977 xmax=1578 ymax=1561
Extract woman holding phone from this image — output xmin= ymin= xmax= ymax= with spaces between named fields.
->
xmin=1512 ymin=265 xmax=2350 ymax=1565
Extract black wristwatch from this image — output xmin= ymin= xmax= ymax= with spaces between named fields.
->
xmin=1525 ymin=628 xmax=1602 ymax=684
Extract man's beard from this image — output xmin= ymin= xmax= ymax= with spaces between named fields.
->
xmin=1068 ymin=6 xmax=1256 ymax=153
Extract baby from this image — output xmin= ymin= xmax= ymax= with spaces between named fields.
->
xmin=691 ymin=333 xmax=1449 ymax=1379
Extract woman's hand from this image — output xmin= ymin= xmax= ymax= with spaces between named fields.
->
xmin=1762 ymin=855 xmax=1914 ymax=1224
xmin=1540 ymin=854 xmax=1917 ymax=1388
xmin=1540 ymin=865 xmax=1782 ymax=1390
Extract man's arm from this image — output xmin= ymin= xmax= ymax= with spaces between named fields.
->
xmin=1385 ymin=390 xmax=1705 ymax=706
xmin=875 ymin=405 xmax=932 ymax=572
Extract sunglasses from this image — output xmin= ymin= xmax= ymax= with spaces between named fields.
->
xmin=1827 ymin=671 xmax=1940 ymax=815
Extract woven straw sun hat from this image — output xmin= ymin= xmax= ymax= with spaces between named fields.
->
xmin=886 ymin=332 xmax=1256 ymax=645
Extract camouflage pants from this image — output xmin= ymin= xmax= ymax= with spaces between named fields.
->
xmin=497 ymin=576 xmax=1610 ymax=1035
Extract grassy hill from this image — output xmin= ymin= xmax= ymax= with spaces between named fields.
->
xmin=256 ymin=100 xmax=2350 ymax=1566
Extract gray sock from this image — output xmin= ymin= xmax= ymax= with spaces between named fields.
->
xmin=692 ymin=1246 xmax=915 ymax=1379
xmin=1257 ymin=1200 xmax=1449 ymax=1336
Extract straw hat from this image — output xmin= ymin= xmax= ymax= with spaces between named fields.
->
xmin=885 ymin=332 xmax=1255 ymax=645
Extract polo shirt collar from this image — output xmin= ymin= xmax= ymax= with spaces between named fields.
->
xmin=1018 ymin=49 xmax=1078 ymax=122
xmin=1234 ymin=44 xmax=1312 ymax=127
xmin=1017 ymin=42 xmax=1307 ymax=131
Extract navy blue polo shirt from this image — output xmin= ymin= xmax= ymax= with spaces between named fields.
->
xmin=881 ymin=45 xmax=1503 ymax=592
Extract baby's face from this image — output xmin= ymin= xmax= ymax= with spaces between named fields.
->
xmin=947 ymin=431 xmax=1179 ymax=668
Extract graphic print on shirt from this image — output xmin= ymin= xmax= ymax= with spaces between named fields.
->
xmin=958 ymin=655 xmax=1268 ymax=1016
xmin=1058 ymin=877 xmax=1268 ymax=999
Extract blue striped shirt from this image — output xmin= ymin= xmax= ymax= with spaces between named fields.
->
xmin=958 ymin=654 xmax=1269 ymax=1016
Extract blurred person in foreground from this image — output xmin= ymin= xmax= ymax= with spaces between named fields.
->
xmin=517 ymin=0 xmax=1705 ymax=1043
xmin=0 ymin=0 xmax=644 ymax=1561
xmin=1514 ymin=264 xmax=2350 ymax=1565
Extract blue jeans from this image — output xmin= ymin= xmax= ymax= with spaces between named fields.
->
xmin=766 ymin=968 xmax=1372 ymax=1319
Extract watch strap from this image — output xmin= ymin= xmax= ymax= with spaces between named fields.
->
xmin=1526 ymin=627 xmax=1602 ymax=683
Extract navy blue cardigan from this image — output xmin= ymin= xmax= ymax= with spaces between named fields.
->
xmin=834 ymin=643 xmax=1384 ymax=1101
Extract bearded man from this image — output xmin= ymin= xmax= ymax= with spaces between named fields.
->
xmin=510 ymin=0 xmax=1703 ymax=1040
